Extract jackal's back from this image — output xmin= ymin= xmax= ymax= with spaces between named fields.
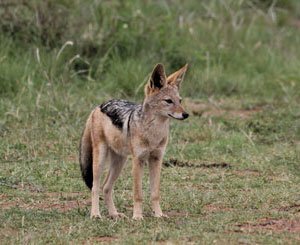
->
xmin=100 ymin=99 xmax=142 ymax=131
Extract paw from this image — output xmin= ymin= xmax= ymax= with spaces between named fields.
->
xmin=109 ymin=212 xmax=128 ymax=220
xmin=132 ymin=214 xmax=144 ymax=220
xmin=90 ymin=213 xmax=102 ymax=219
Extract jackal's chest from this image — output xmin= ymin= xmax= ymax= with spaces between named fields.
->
xmin=130 ymin=124 xmax=169 ymax=159
xmin=142 ymin=129 xmax=168 ymax=148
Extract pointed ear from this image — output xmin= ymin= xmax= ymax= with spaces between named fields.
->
xmin=144 ymin=63 xmax=167 ymax=96
xmin=167 ymin=64 xmax=188 ymax=89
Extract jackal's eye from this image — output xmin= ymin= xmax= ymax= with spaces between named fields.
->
xmin=179 ymin=99 xmax=182 ymax=103
xmin=164 ymin=99 xmax=173 ymax=104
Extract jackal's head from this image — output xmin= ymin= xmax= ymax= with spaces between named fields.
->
xmin=143 ymin=63 xmax=189 ymax=120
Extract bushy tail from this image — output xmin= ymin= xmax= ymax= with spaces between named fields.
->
xmin=79 ymin=124 xmax=93 ymax=189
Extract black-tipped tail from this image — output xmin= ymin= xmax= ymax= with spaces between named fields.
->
xmin=79 ymin=127 xmax=93 ymax=189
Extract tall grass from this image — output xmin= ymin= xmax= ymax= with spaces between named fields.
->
xmin=1 ymin=0 xmax=300 ymax=101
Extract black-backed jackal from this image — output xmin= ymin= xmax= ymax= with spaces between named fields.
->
xmin=79 ymin=63 xmax=189 ymax=219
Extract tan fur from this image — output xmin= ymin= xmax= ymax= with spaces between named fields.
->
xmin=80 ymin=63 xmax=189 ymax=219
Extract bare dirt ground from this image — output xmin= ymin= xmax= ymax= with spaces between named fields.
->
xmin=184 ymin=98 xmax=263 ymax=119
xmin=0 ymin=192 xmax=90 ymax=212
xmin=235 ymin=218 xmax=300 ymax=233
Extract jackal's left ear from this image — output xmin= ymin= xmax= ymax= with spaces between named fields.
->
xmin=167 ymin=64 xmax=188 ymax=89
xmin=145 ymin=63 xmax=167 ymax=95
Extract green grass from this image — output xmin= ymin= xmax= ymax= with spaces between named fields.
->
xmin=1 ymin=0 xmax=300 ymax=244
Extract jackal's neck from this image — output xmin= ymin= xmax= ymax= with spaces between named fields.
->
xmin=140 ymin=102 xmax=170 ymax=128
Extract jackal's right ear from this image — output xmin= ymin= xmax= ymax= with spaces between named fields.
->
xmin=145 ymin=64 xmax=166 ymax=96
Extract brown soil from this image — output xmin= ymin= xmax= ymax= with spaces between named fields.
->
xmin=0 ymin=192 xmax=90 ymax=212
xmin=235 ymin=218 xmax=300 ymax=233
xmin=279 ymin=204 xmax=300 ymax=213
xmin=232 ymin=169 xmax=260 ymax=177
xmin=163 ymin=158 xmax=231 ymax=169
xmin=0 ymin=227 xmax=19 ymax=238
xmin=184 ymin=99 xmax=263 ymax=119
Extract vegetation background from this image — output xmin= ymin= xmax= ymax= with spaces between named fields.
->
xmin=1 ymin=0 xmax=300 ymax=243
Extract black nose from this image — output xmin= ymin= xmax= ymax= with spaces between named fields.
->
xmin=182 ymin=112 xmax=189 ymax=119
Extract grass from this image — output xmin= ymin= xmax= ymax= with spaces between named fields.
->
xmin=1 ymin=0 xmax=300 ymax=244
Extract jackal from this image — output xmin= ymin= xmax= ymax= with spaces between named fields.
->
xmin=79 ymin=63 xmax=189 ymax=219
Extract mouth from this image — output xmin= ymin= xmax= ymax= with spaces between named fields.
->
xmin=168 ymin=114 xmax=185 ymax=120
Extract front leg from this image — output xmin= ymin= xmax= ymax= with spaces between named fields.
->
xmin=132 ymin=157 xmax=144 ymax=220
xmin=149 ymin=150 xmax=167 ymax=218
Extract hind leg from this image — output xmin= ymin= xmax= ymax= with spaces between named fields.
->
xmin=91 ymin=142 xmax=107 ymax=218
xmin=102 ymin=150 xmax=127 ymax=219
